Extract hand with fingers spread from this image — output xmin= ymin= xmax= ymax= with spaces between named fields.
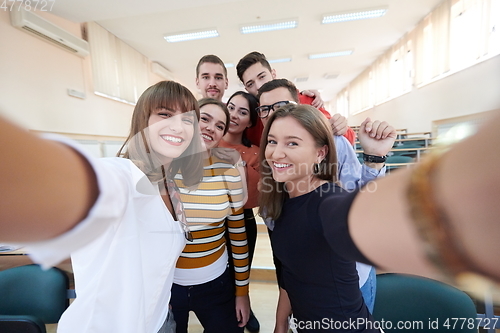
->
xmin=358 ymin=117 xmax=397 ymax=157
xmin=301 ymin=89 xmax=324 ymax=109
xmin=329 ymin=113 xmax=348 ymax=136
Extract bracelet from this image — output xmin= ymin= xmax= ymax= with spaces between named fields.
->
xmin=407 ymin=148 xmax=500 ymax=302
xmin=363 ymin=153 xmax=386 ymax=163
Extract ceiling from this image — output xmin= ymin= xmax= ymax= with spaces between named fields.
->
xmin=51 ymin=0 xmax=444 ymax=102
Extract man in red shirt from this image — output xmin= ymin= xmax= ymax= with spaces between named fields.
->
xmin=236 ymin=51 xmax=356 ymax=146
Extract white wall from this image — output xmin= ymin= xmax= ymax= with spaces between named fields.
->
xmin=0 ymin=10 xmax=164 ymax=137
xmin=348 ymin=55 xmax=500 ymax=133
xmin=2 ymin=9 xmax=498 ymax=137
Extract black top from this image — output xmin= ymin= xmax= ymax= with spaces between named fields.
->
xmin=271 ymin=183 xmax=379 ymax=332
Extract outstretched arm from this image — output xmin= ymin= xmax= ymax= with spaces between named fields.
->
xmin=0 ymin=117 xmax=98 ymax=243
xmin=349 ymin=113 xmax=500 ymax=282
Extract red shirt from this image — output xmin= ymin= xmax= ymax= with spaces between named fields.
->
xmin=218 ymin=140 xmax=260 ymax=209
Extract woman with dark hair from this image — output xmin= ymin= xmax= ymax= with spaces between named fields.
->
xmin=219 ymin=91 xmax=262 ymax=332
xmin=220 ymin=91 xmax=260 ymax=267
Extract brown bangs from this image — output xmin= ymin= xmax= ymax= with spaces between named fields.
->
xmin=147 ymin=81 xmax=200 ymax=121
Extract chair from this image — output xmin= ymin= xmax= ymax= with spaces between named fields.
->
xmin=386 ymin=155 xmax=414 ymax=164
xmin=385 ymin=155 xmax=414 ymax=173
xmin=373 ymin=273 xmax=478 ymax=332
xmin=0 ymin=264 xmax=70 ymax=333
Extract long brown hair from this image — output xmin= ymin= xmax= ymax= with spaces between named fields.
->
xmin=258 ymin=104 xmax=338 ymax=221
xmin=117 ymin=80 xmax=204 ymax=186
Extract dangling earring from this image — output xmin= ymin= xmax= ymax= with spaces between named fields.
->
xmin=313 ymin=163 xmax=320 ymax=175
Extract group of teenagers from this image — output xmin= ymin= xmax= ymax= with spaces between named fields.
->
xmin=1 ymin=51 xmax=499 ymax=333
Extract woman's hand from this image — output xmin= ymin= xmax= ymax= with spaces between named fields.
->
xmin=274 ymin=288 xmax=292 ymax=333
xmin=235 ymin=294 xmax=250 ymax=327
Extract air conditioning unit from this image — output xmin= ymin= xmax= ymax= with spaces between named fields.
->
xmin=151 ymin=62 xmax=175 ymax=81
xmin=10 ymin=8 xmax=89 ymax=57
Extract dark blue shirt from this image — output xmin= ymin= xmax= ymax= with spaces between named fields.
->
xmin=271 ymin=183 xmax=378 ymax=332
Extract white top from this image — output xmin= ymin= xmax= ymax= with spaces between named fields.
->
xmin=21 ymin=135 xmax=186 ymax=333
xmin=174 ymin=248 xmax=228 ymax=286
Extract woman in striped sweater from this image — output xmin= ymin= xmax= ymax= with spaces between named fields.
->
xmin=170 ymin=98 xmax=250 ymax=333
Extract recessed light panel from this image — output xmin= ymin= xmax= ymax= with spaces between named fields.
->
xmin=240 ymin=19 xmax=298 ymax=34
xmin=309 ymin=50 xmax=353 ymax=59
xmin=322 ymin=8 xmax=387 ymax=24
xmin=164 ymin=29 xmax=219 ymax=43
xmin=268 ymin=57 xmax=292 ymax=64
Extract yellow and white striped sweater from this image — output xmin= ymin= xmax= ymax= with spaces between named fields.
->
xmin=174 ymin=156 xmax=250 ymax=296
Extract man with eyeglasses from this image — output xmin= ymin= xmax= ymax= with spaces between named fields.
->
xmin=257 ymin=79 xmax=395 ymax=330
xmin=258 ymin=79 xmax=390 ymax=191
xmin=236 ymin=51 xmax=356 ymax=146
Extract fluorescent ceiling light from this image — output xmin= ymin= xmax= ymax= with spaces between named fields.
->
xmin=309 ymin=50 xmax=353 ymax=59
xmin=268 ymin=57 xmax=292 ymax=64
xmin=294 ymin=76 xmax=309 ymax=83
xmin=322 ymin=7 xmax=387 ymax=24
xmin=324 ymin=73 xmax=340 ymax=79
xmin=240 ymin=18 xmax=298 ymax=34
xmin=164 ymin=28 xmax=219 ymax=43
xmin=224 ymin=63 xmax=234 ymax=68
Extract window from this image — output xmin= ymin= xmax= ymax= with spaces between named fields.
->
xmin=337 ymin=0 xmax=500 ymax=115
xmin=86 ymin=22 xmax=149 ymax=105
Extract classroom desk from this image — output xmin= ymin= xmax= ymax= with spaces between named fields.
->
xmin=389 ymin=147 xmax=433 ymax=160
xmin=392 ymin=137 xmax=434 ymax=147
xmin=356 ymin=147 xmax=433 ymax=161
xmin=355 ymin=137 xmax=435 ymax=149
xmin=396 ymin=131 xmax=432 ymax=140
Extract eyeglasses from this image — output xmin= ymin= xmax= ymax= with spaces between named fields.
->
xmin=166 ymin=179 xmax=193 ymax=242
xmin=255 ymin=101 xmax=297 ymax=119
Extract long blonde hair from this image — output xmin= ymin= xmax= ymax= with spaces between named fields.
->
xmin=117 ymin=81 xmax=204 ymax=186
xmin=258 ymin=104 xmax=338 ymax=220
